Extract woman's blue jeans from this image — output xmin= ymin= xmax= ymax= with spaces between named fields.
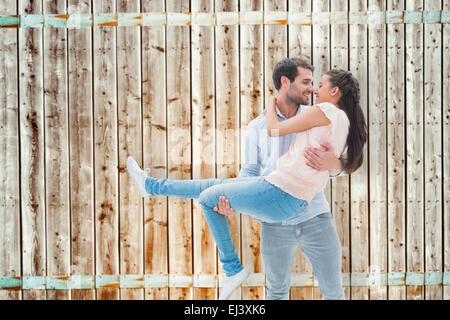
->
xmin=145 ymin=175 xmax=307 ymax=277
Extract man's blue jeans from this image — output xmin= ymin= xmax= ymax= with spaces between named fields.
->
xmin=145 ymin=175 xmax=307 ymax=277
xmin=261 ymin=212 xmax=345 ymax=300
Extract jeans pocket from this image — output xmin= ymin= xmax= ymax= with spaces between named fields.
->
xmin=269 ymin=188 xmax=304 ymax=220
xmin=278 ymin=189 xmax=307 ymax=215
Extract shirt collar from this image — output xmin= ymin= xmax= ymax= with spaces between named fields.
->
xmin=275 ymin=104 xmax=304 ymax=120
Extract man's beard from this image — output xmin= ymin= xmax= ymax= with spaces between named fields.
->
xmin=287 ymin=89 xmax=308 ymax=106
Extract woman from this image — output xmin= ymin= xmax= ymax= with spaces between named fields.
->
xmin=127 ymin=69 xmax=367 ymax=299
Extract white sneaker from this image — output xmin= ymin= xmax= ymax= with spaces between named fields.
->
xmin=218 ymin=268 xmax=250 ymax=300
xmin=126 ymin=157 xmax=150 ymax=197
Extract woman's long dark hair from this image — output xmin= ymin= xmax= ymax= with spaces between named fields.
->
xmin=325 ymin=69 xmax=367 ymax=174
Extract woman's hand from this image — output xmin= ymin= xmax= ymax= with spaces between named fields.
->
xmin=262 ymin=96 xmax=277 ymax=115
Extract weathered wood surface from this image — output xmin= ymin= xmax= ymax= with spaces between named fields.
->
xmin=117 ymin=0 xmax=143 ymax=300
xmin=141 ymin=0 xmax=168 ymax=300
xmin=19 ymin=0 xmax=46 ymax=300
xmin=405 ymin=0 xmax=424 ymax=301
xmin=0 ymin=0 xmax=20 ymax=301
xmin=444 ymin=0 xmax=450 ymax=301
xmin=0 ymin=0 xmax=448 ymax=300
xmin=166 ymin=0 xmax=192 ymax=301
xmin=239 ymin=0 xmax=264 ymax=301
xmin=387 ymin=0 xmax=406 ymax=301
xmin=368 ymin=0 xmax=388 ymax=301
xmin=349 ymin=0 xmax=369 ymax=301
xmin=423 ymin=0 xmax=442 ymax=301
xmin=43 ymin=0 xmax=70 ymax=301
xmin=93 ymin=0 xmax=119 ymax=300
xmin=215 ymin=0 xmax=241 ymax=300
xmin=329 ymin=0 xmax=350 ymax=301
xmin=68 ymin=0 xmax=95 ymax=301
xmin=287 ymin=0 xmax=316 ymax=301
xmin=192 ymin=0 xmax=216 ymax=301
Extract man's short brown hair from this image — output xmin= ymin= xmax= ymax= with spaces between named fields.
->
xmin=272 ymin=57 xmax=314 ymax=90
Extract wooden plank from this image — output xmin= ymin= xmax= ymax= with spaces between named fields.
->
xmin=288 ymin=0 xmax=311 ymax=61
xmin=264 ymin=0 xmax=287 ymax=103
xmin=287 ymin=0 xmax=315 ymax=301
xmin=328 ymin=0 xmax=349 ymax=302
xmin=349 ymin=0 xmax=369 ymax=301
xmin=0 ymin=0 xmax=21 ymax=301
xmin=424 ymin=0 xmax=442 ymax=301
xmin=191 ymin=0 xmax=216 ymax=300
xmin=19 ymin=0 xmax=46 ymax=301
xmin=239 ymin=0 xmax=264 ymax=301
xmin=311 ymin=1 xmax=332 ymax=215
xmin=367 ymin=0 xmax=388 ymax=301
xmin=93 ymin=0 xmax=119 ymax=300
xmin=387 ymin=0 xmax=406 ymax=300
xmin=141 ymin=0 xmax=168 ymax=301
xmin=67 ymin=0 xmax=95 ymax=301
xmin=444 ymin=0 xmax=450 ymax=301
xmin=43 ymin=0 xmax=70 ymax=300
xmin=258 ymin=0 xmax=287 ymax=301
xmin=215 ymin=0 xmax=241 ymax=301
xmin=166 ymin=0 xmax=192 ymax=300
xmin=405 ymin=0 xmax=424 ymax=301
xmin=117 ymin=0 xmax=143 ymax=300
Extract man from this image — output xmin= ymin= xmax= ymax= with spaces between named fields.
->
xmin=213 ymin=58 xmax=346 ymax=300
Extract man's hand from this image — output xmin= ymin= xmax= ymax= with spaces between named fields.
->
xmin=213 ymin=196 xmax=236 ymax=216
xmin=304 ymin=142 xmax=342 ymax=176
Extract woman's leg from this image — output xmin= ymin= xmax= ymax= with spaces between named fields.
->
xmin=197 ymin=178 xmax=307 ymax=276
xmin=128 ymin=157 xmax=307 ymax=276
xmin=145 ymin=175 xmax=262 ymax=199
xmin=127 ymin=156 xmax=258 ymax=199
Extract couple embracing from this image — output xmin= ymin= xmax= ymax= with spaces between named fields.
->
xmin=127 ymin=58 xmax=367 ymax=300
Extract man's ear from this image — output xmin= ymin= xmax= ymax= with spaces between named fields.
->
xmin=280 ymin=75 xmax=290 ymax=88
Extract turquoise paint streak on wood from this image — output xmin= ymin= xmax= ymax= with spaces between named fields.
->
xmin=404 ymin=11 xmax=423 ymax=24
xmin=0 ymin=277 xmax=21 ymax=289
xmin=405 ymin=272 xmax=425 ymax=285
xmin=1 ymin=272 xmax=450 ymax=289
xmin=387 ymin=272 xmax=406 ymax=285
xmin=144 ymin=274 xmax=169 ymax=288
xmin=119 ymin=274 xmax=144 ymax=288
xmin=385 ymin=10 xmax=404 ymax=23
xmin=22 ymin=276 xmax=46 ymax=290
xmin=141 ymin=12 xmax=166 ymax=26
xmin=95 ymin=274 xmax=119 ymax=288
xmin=67 ymin=14 xmax=93 ymax=28
xmin=20 ymin=14 xmax=44 ymax=28
xmin=442 ymin=10 xmax=450 ymax=23
xmin=46 ymin=276 xmax=70 ymax=290
xmin=71 ymin=275 xmax=95 ymax=289
xmin=425 ymin=272 xmax=444 ymax=285
xmin=0 ymin=11 xmax=448 ymax=28
xmin=44 ymin=14 xmax=68 ymax=28
xmin=93 ymin=13 xmax=117 ymax=26
xmin=423 ymin=10 xmax=441 ymax=23
xmin=0 ymin=15 xmax=19 ymax=27
xmin=117 ymin=13 xmax=142 ymax=27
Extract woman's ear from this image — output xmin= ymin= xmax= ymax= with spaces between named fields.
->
xmin=331 ymin=86 xmax=340 ymax=97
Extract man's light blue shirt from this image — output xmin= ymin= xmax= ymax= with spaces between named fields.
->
xmin=238 ymin=105 xmax=331 ymax=225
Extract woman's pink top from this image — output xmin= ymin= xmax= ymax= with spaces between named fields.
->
xmin=264 ymin=102 xmax=350 ymax=205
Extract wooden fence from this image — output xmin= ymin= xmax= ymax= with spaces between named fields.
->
xmin=0 ymin=0 xmax=449 ymax=300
